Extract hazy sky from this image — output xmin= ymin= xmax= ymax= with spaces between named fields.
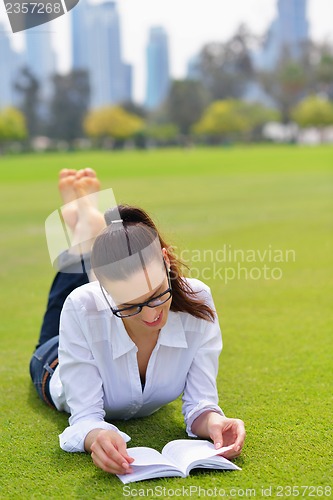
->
xmin=1 ymin=0 xmax=332 ymax=102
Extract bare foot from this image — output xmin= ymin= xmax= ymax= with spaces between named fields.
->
xmin=69 ymin=170 xmax=106 ymax=254
xmin=76 ymin=167 xmax=98 ymax=182
xmin=74 ymin=168 xmax=101 ymax=200
xmin=59 ymin=168 xmax=78 ymax=203
xmin=59 ymin=169 xmax=78 ymax=231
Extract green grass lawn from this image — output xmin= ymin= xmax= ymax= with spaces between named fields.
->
xmin=0 ymin=146 xmax=332 ymax=499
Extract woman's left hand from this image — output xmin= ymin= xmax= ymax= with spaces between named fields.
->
xmin=206 ymin=413 xmax=246 ymax=459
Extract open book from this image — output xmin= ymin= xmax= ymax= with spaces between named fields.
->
xmin=117 ymin=439 xmax=241 ymax=484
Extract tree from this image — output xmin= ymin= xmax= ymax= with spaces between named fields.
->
xmin=195 ymin=24 xmax=256 ymax=101
xmin=120 ymin=102 xmax=148 ymax=148
xmin=48 ymin=70 xmax=90 ymax=145
xmin=83 ymin=106 xmax=145 ymax=146
xmin=193 ymin=100 xmax=250 ymax=140
xmin=259 ymin=55 xmax=308 ymax=123
xmin=291 ymin=95 xmax=333 ymax=140
xmin=164 ymin=80 xmax=210 ymax=134
xmin=257 ymin=40 xmax=333 ymax=122
xmin=240 ymin=101 xmax=280 ymax=140
xmin=144 ymin=123 xmax=179 ymax=146
xmin=315 ymin=43 xmax=333 ymax=99
xmin=0 ymin=107 xmax=27 ymax=151
xmin=193 ymin=99 xmax=279 ymax=142
xmin=14 ymin=67 xmax=41 ymax=137
xmin=121 ymin=101 xmax=147 ymax=119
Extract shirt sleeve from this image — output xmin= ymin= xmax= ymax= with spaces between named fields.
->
xmin=57 ymin=294 xmax=131 ymax=453
xmin=181 ymin=287 xmax=225 ymax=437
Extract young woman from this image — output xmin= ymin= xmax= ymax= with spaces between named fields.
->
xmin=30 ymin=168 xmax=245 ymax=476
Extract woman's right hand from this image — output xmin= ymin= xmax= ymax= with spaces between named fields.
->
xmin=85 ymin=429 xmax=134 ymax=474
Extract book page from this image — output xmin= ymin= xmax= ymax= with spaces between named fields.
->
xmin=162 ymin=439 xmax=238 ymax=475
xmin=126 ymin=447 xmax=179 ymax=468
xmin=117 ymin=447 xmax=183 ymax=484
xmin=117 ymin=465 xmax=183 ymax=484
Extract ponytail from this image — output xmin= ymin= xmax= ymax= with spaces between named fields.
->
xmin=104 ymin=205 xmax=156 ymax=229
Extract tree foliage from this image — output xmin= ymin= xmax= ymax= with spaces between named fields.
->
xmin=193 ymin=99 xmax=278 ymax=140
xmin=259 ymin=56 xmax=308 ymax=122
xmin=144 ymin=123 xmax=179 ymax=145
xmin=48 ymin=70 xmax=90 ymax=143
xmin=258 ymin=41 xmax=333 ymax=122
xmin=291 ymin=95 xmax=333 ymax=128
xmin=315 ymin=43 xmax=333 ymax=99
xmin=83 ymin=106 xmax=145 ymax=141
xmin=164 ymin=80 xmax=210 ymax=134
xmin=195 ymin=25 xmax=256 ymax=101
xmin=0 ymin=107 xmax=27 ymax=143
xmin=14 ymin=67 xmax=41 ymax=137
xmin=121 ymin=101 xmax=147 ymax=119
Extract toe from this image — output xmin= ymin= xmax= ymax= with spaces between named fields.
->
xmin=59 ymin=169 xmax=77 ymax=178
xmin=75 ymin=169 xmax=86 ymax=180
xmin=74 ymin=176 xmax=100 ymax=199
xmin=83 ymin=168 xmax=97 ymax=178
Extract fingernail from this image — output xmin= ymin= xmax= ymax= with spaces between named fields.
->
xmin=215 ymin=442 xmax=222 ymax=449
xmin=235 ymin=445 xmax=241 ymax=452
xmin=122 ymin=462 xmax=129 ymax=469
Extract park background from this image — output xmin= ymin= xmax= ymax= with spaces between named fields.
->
xmin=1 ymin=0 xmax=333 ymax=149
xmin=0 ymin=0 xmax=333 ymax=499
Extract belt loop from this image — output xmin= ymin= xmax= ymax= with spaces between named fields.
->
xmin=43 ymin=363 xmax=55 ymax=375
xmin=41 ymin=358 xmax=59 ymax=409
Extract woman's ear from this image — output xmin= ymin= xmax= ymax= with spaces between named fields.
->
xmin=162 ymin=247 xmax=171 ymax=271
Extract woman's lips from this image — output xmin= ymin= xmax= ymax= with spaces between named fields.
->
xmin=143 ymin=311 xmax=163 ymax=327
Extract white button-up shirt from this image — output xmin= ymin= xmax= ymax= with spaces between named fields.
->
xmin=50 ymin=278 xmax=224 ymax=452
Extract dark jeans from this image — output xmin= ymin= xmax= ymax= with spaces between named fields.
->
xmin=29 ymin=254 xmax=90 ymax=407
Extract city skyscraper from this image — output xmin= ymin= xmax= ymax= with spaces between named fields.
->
xmin=123 ymin=63 xmax=133 ymax=103
xmin=186 ymin=54 xmax=200 ymax=81
xmin=72 ymin=0 xmax=90 ymax=72
xmin=0 ymin=25 xmax=21 ymax=108
xmin=23 ymin=18 xmax=57 ymax=100
xmin=277 ymin=0 xmax=309 ymax=59
xmin=145 ymin=26 xmax=170 ymax=109
xmin=71 ymin=0 xmax=132 ymax=108
xmin=255 ymin=0 xmax=309 ymax=70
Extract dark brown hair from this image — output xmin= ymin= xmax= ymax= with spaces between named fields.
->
xmin=91 ymin=205 xmax=215 ymax=322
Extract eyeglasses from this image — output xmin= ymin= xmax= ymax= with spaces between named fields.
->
xmin=99 ymin=260 xmax=172 ymax=318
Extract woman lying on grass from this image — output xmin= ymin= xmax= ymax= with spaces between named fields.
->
xmin=30 ymin=168 xmax=245 ymax=476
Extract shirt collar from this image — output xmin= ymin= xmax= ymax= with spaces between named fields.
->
xmin=111 ymin=316 xmax=136 ymax=360
xmin=157 ymin=311 xmax=188 ymax=348
xmin=110 ymin=310 xmax=188 ymax=360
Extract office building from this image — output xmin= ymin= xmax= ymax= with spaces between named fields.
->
xmin=23 ymin=19 xmax=57 ymax=99
xmin=145 ymin=26 xmax=170 ymax=109
xmin=0 ymin=25 xmax=20 ymax=108
xmin=186 ymin=54 xmax=200 ymax=81
xmin=255 ymin=0 xmax=309 ymax=70
xmin=122 ymin=63 xmax=133 ymax=103
xmin=71 ymin=0 xmax=132 ymax=108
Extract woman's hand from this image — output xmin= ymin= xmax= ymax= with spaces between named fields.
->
xmin=191 ymin=411 xmax=246 ymax=459
xmin=207 ymin=413 xmax=246 ymax=459
xmin=85 ymin=429 xmax=134 ymax=474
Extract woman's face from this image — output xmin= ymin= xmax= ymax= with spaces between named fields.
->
xmin=103 ymin=251 xmax=172 ymax=332
xmin=121 ymin=271 xmax=172 ymax=331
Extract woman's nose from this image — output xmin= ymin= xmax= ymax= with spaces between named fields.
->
xmin=141 ymin=307 xmax=160 ymax=323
